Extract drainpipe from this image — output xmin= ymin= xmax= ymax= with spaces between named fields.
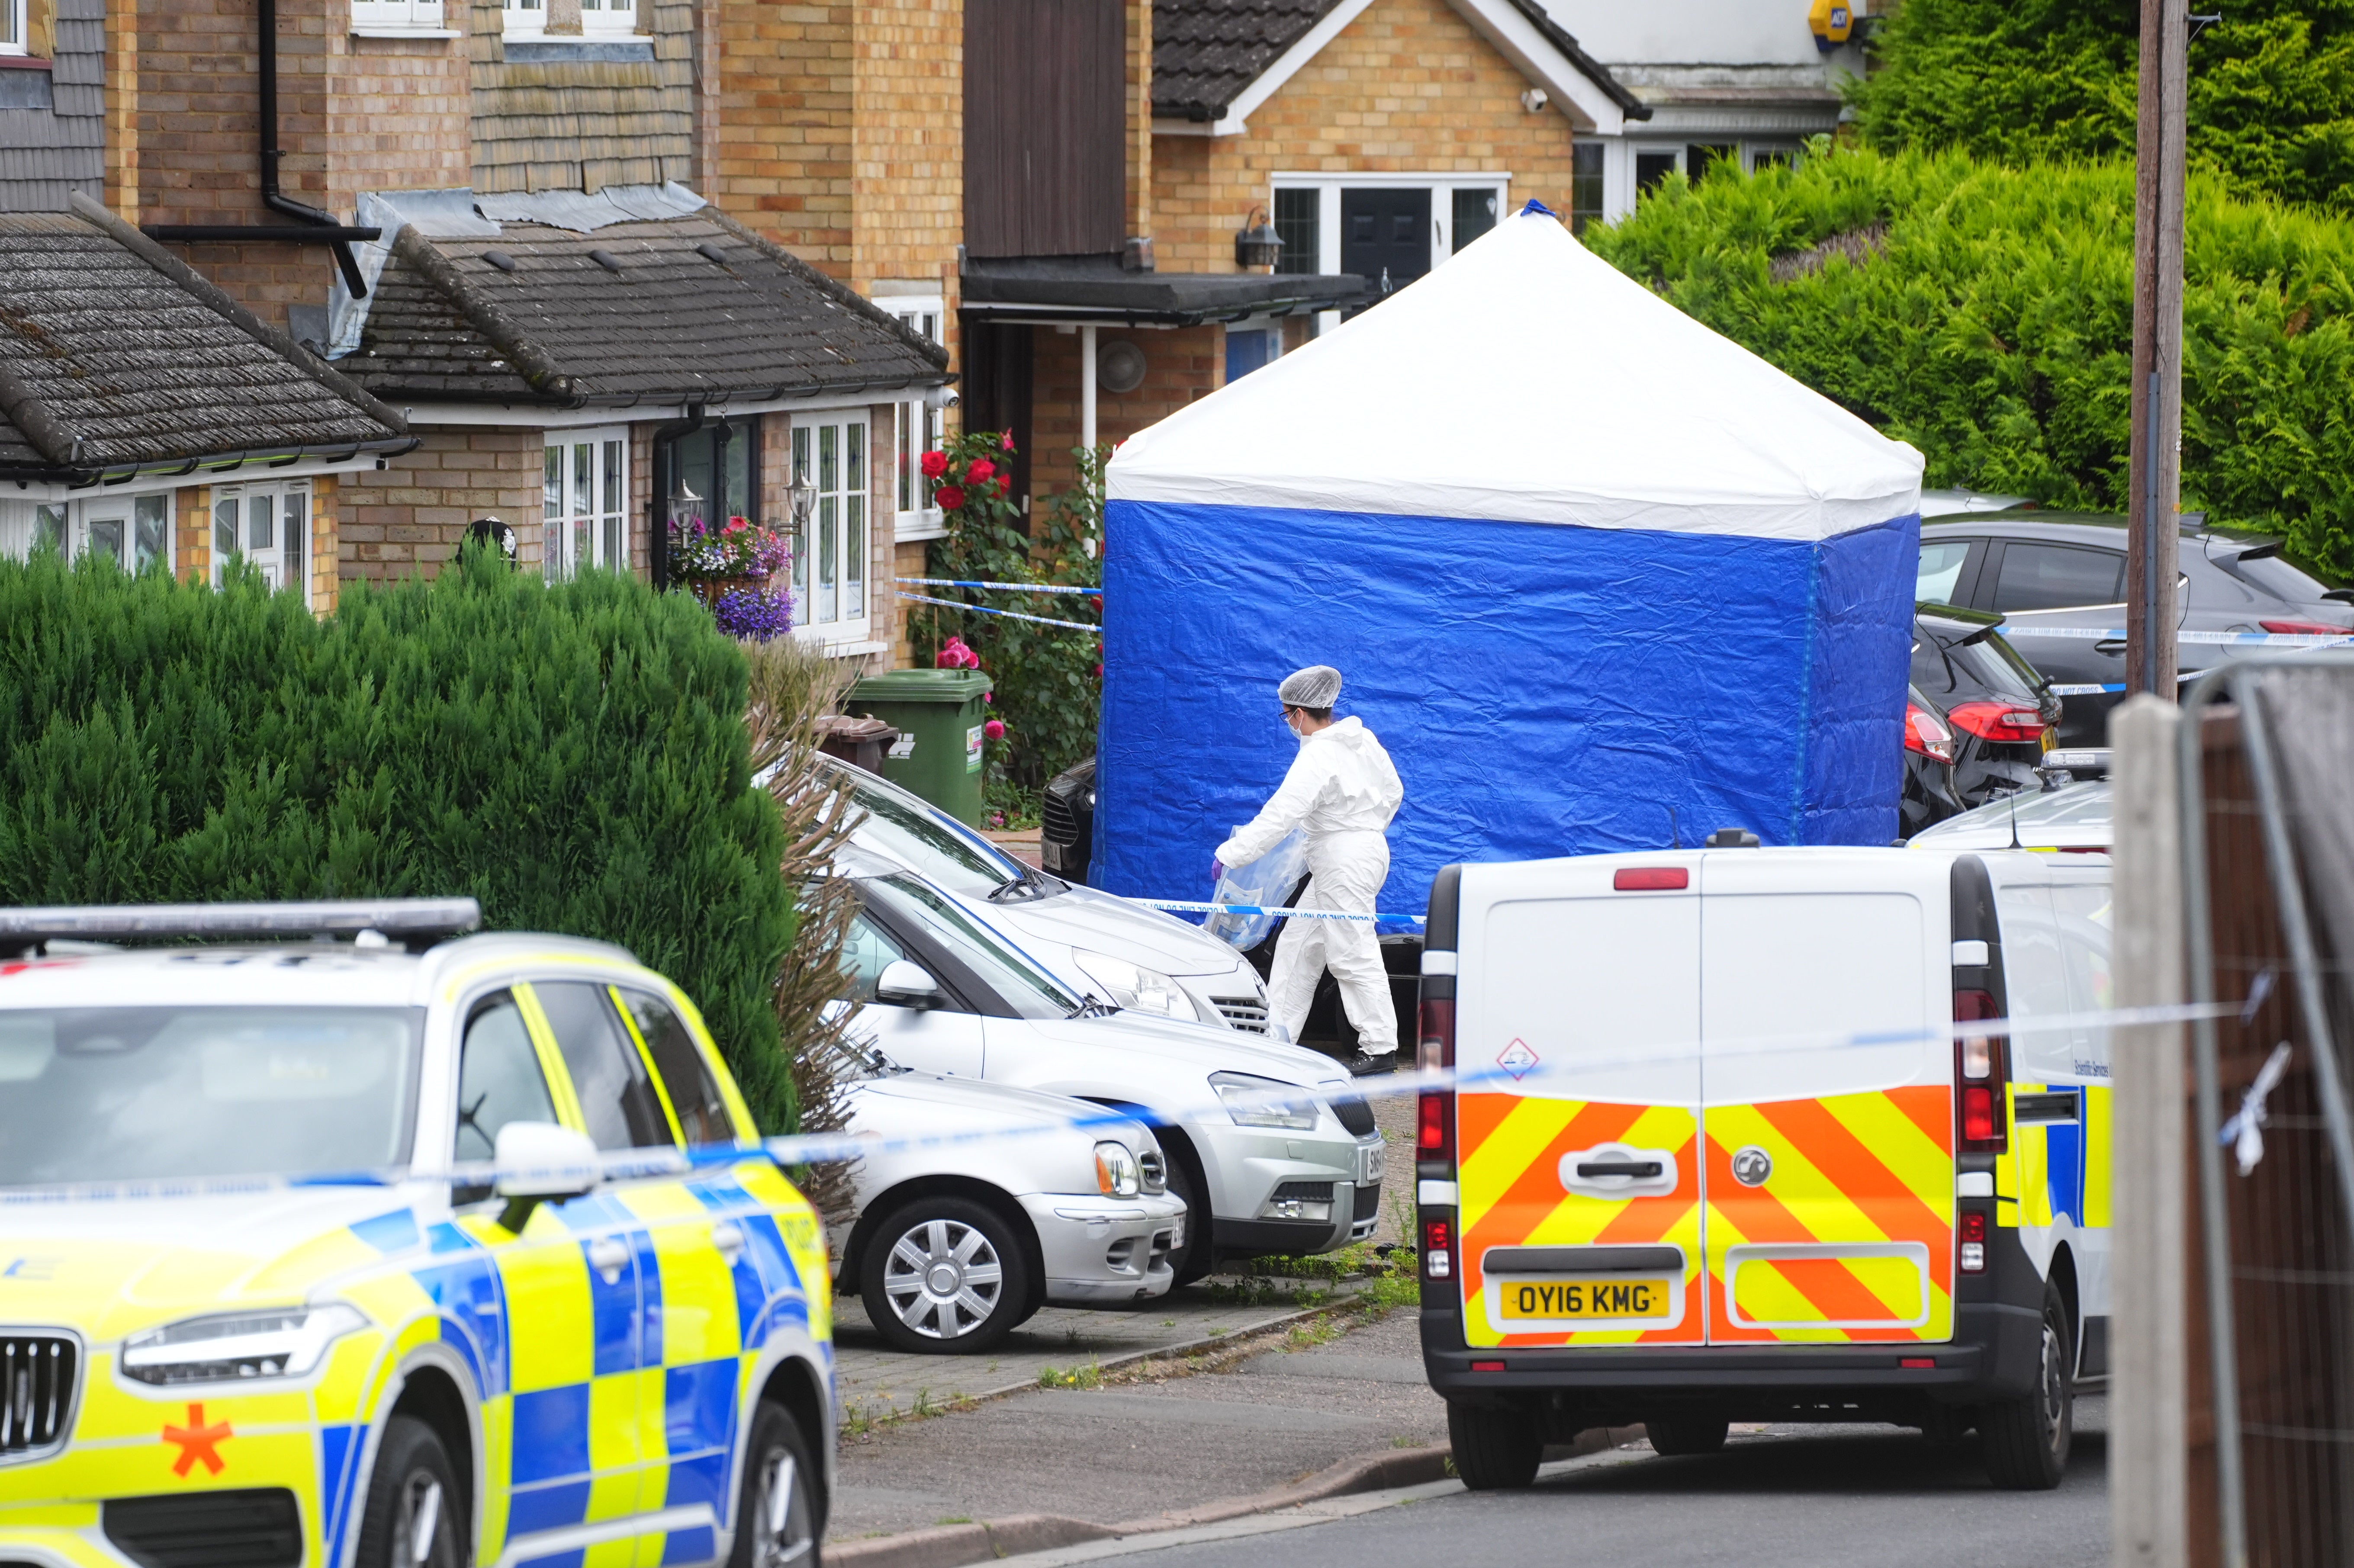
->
xmin=139 ymin=0 xmax=374 ymax=297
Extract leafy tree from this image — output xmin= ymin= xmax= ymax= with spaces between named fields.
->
xmin=1850 ymin=0 xmax=2354 ymax=213
xmin=1585 ymin=145 xmax=2354 ymax=578
xmin=0 ymin=546 xmax=801 ymax=1129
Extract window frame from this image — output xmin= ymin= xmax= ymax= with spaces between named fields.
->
xmin=1268 ymin=172 xmax=1507 ymax=333
xmin=0 ymin=493 xmax=173 ymax=576
xmin=576 ymin=0 xmax=638 ymax=37
xmin=208 ymin=479 xmax=312 ymax=605
xmin=788 ymin=413 xmax=872 ymax=650
xmin=881 ymin=296 xmax=947 ymax=543
xmin=350 ymin=0 xmax=448 ymax=34
xmin=543 ymin=425 xmax=631 ymax=582
xmin=0 ymin=0 xmax=25 ymax=55
xmin=1984 ymin=540 xmax=2129 ymax=615
xmin=501 ymin=0 xmax=545 ymax=38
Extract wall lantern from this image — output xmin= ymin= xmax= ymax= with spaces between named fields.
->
xmin=1234 ymin=206 xmax=1283 ymax=270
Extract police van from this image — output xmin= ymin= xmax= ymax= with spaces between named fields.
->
xmin=1414 ymin=845 xmax=2110 ymax=1491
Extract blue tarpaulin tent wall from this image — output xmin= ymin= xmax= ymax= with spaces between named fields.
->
xmin=1096 ymin=210 xmax=1925 ymax=919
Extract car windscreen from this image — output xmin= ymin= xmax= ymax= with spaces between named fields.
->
xmin=866 ymin=874 xmax=1082 ymax=1019
xmin=838 ymin=768 xmax=1033 ymax=898
xmin=0 ymin=1006 xmax=423 ymax=1185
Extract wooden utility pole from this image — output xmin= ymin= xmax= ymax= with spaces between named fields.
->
xmin=2126 ymin=0 xmax=2188 ymax=700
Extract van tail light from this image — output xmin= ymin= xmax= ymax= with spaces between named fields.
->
xmin=1424 ymin=1216 xmax=1454 ymax=1280
xmin=1418 ymin=998 xmax=1456 ymax=1167
xmin=2260 ymin=619 xmax=2350 ymax=637
xmin=1959 ymin=1209 xmax=1988 ymax=1274
xmin=1904 ymin=704 xmax=1955 ymax=765
xmin=1946 ymin=701 xmax=2049 ymax=745
xmin=1954 ymin=988 xmax=2008 ymax=1155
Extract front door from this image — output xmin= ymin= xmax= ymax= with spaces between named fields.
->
xmin=1340 ymin=189 xmax=1431 ymax=311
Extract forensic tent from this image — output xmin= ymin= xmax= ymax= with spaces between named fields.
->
xmin=1093 ymin=205 xmax=1925 ymax=919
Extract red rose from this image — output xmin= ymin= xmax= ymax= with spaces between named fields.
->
xmin=965 ymin=458 xmax=996 ymax=484
xmin=982 ymin=691 xmax=992 ymax=704
xmin=994 ymin=475 xmax=1010 ymax=495
xmin=920 ymin=449 xmax=949 ymax=479
xmin=935 ymin=484 xmax=967 ymax=510
xmin=984 ymin=718 xmax=1006 ymax=740
xmin=1093 ymin=662 xmax=1103 ymax=678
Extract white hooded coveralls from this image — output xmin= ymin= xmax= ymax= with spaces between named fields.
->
xmin=1215 ymin=716 xmax=1405 ymax=1053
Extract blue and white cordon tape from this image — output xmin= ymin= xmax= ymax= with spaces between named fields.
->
xmin=1132 ymin=897 xmax=1425 ymax=925
xmin=898 ymin=577 xmax=1100 ymax=597
xmin=2001 ymin=626 xmax=2354 ymax=647
xmin=895 ymin=589 xmax=1101 ymax=634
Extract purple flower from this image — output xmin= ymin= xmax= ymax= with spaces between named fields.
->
xmin=713 ymin=586 xmax=794 ymax=641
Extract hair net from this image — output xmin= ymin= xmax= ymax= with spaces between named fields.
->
xmin=1278 ymin=665 xmax=1343 ymax=708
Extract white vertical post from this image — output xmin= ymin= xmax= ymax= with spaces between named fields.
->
xmin=1080 ymin=323 xmax=1099 ymax=453
xmin=2112 ymin=693 xmax=2188 ymax=1568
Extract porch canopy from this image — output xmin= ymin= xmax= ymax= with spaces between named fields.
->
xmin=1096 ymin=205 xmax=1925 ymax=918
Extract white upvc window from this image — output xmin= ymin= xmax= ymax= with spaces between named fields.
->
xmin=543 ymin=427 xmax=630 ymax=580
xmin=210 ymin=481 xmax=313 ymax=605
xmin=0 ymin=0 xmax=26 ymax=55
xmin=578 ymin=0 xmax=637 ymax=36
xmin=884 ymin=295 xmax=946 ymax=542
xmin=350 ymin=0 xmax=447 ymax=34
xmin=0 ymin=494 xmax=174 ymax=572
xmin=788 ymin=415 xmax=870 ymax=647
xmin=502 ymin=0 xmax=544 ymax=37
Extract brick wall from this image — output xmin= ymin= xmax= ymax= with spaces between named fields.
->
xmin=339 ymin=424 xmax=543 ymax=584
xmin=309 ymin=474 xmax=339 ymax=610
xmin=173 ymin=484 xmax=209 ymax=584
xmin=1026 ymin=322 xmax=1221 ymax=504
xmin=1150 ymin=0 xmax=1581 ymax=273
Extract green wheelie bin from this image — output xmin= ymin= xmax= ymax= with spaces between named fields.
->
xmin=844 ymin=668 xmax=996 ymax=827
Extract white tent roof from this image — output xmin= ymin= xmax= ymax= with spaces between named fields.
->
xmin=1107 ymin=208 xmax=1923 ymax=541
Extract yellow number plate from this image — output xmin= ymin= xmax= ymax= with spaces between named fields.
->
xmin=1497 ymin=1277 xmax=1671 ymax=1321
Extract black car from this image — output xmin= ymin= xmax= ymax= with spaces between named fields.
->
xmin=1900 ymin=681 xmax=1968 ymax=837
xmin=1920 ymin=512 xmax=2354 ymax=747
xmin=1911 ymin=603 xmax=2062 ymax=807
xmin=1039 ymin=756 xmax=1095 ymax=883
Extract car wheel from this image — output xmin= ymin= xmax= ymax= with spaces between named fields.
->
xmin=353 ymin=1415 xmax=463 ymax=1568
xmin=1980 ymin=1281 xmax=2073 ymax=1490
xmin=861 ymin=1196 xmax=1032 ymax=1354
xmin=1643 ymin=1414 xmax=1728 ymax=1456
xmin=1447 ymin=1399 xmax=1542 ymax=1491
xmin=1159 ymin=1141 xmax=1216 ymax=1288
xmin=728 ymin=1400 xmax=823 ymax=1568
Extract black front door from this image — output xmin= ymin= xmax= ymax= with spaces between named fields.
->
xmin=1341 ymin=188 xmax=1431 ymax=312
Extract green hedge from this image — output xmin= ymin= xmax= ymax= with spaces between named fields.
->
xmin=1585 ymin=146 xmax=2354 ymax=579
xmin=0 ymin=548 xmax=799 ymax=1130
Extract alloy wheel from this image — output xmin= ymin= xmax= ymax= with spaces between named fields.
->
xmin=2039 ymin=1319 xmax=2067 ymax=1455
xmin=882 ymin=1217 xmax=1004 ymax=1340
xmin=392 ymin=1473 xmax=452 ymax=1568
xmin=749 ymin=1445 xmax=816 ymax=1566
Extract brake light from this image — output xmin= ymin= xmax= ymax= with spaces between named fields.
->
xmin=1614 ymin=867 xmax=1689 ymax=891
xmin=1954 ymin=988 xmax=2008 ymax=1155
xmin=1904 ymin=704 xmax=1955 ymax=765
xmin=1418 ymin=998 xmax=1456 ymax=1165
xmin=1946 ymin=701 xmax=2049 ymax=744
xmin=1423 ymin=1217 xmax=1453 ymax=1280
xmin=1959 ymin=1209 xmax=1988 ymax=1273
xmin=2260 ymin=619 xmax=2349 ymax=636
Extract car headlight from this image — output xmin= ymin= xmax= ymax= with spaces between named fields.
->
xmin=1072 ymin=949 xmax=1195 ymax=1019
xmin=1210 ymin=1071 xmax=1319 ymax=1131
xmin=121 ymin=1304 xmax=367 ymax=1386
xmin=1094 ymin=1141 xmax=1142 ymax=1197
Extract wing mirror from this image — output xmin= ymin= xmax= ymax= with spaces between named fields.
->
xmin=491 ymin=1120 xmax=601 ymax=1233
xmin=876 ymin=959 xmax=946 ymax=1011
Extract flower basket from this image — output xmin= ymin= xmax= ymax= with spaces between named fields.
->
xmin=681 ymin=574 xmax=760 ymax=612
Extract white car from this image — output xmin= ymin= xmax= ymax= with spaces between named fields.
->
xmin=820 ymin=757 xmax=1275 ymax=1035
xmin=1909 ymin=780 xmax=2112 ymax=853
xmin=833 ymin=853 xmax=1386 ymax=1282
xmin=833 ymin=1062 xmax=1186 ymax=1352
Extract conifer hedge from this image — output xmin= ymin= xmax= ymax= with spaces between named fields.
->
xmin=0 ymin=548 xmax=799 ymax=1130
xmin=1585 ymin=146 xmax=2354 ymax=579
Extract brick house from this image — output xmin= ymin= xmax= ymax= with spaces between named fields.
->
xmin=2 ymin=0 xmax=948 ymax=658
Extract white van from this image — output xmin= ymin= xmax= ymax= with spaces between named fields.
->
xmin=1414 ymin=846 xmax=2111 ymax=1491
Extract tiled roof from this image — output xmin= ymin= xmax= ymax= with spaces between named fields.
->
xmin=0 ymin=203 xmax=409 ymax=480
xmin=336 ymin=205 xmax=950 ymax=406
xmin=1151 ymin=0 xmax=1649 ymax=120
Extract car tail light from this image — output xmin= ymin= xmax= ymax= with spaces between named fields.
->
xmin=1903 ymin=704 xmax=1954 ymax=765
xmin=1946 ymin=701 xmax=2048 ymax=744
xmin=1424 ymin=1217 xmax=1453 ymax=1280
xmin=1954 ymin=988 xmax=2007 ymax=1155
xmin=2260 ymin=619 xmax=2350 ymax=636
xmin=1959 ymin=1209 xmax=1988 ymax=1274
xmin=1418 ymin=998 xmax=1455 ymax=1166
xmin=1613 ymin=867 xmax=1689 ymax=891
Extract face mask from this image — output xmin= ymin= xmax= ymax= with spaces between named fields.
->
xmin=1282 ymin=712 xmax=1304 ymax=743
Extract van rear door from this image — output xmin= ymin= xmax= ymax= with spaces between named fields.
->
xmin=1455 ymin=855 xmax=1704 ymax=1348
xmin=1698 ymin=851 xmax=1956 ymax=1344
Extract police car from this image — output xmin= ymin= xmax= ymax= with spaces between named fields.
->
xmin=1415 ymin=846 xmax=2110 ymax=1491
xmin=0 ymin=900 xmax=835 ymax=1568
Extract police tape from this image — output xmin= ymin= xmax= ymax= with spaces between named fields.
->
xmin=0 ymin=996 xmax=2253 ymax=1205
xmin=897 ymin=577 xmax=1101 ymax=597
xmin=896 ymin=590 xmax=1102 ymax=633
xmin=1131 ymin=897 xmax=1426 ymax=925
xmin=2046 ymin=683 xmax=2122 ymax=696
xmin=2000 ymin=626 xmax=2354 ymax=647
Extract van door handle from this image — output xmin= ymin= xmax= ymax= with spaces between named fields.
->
xmin=1576 ymin=1160 xmax=1664 ymax=1179
xmin=587 ymin=1237 xmax=630 ymax=1285
xmin=712 ymin=1221 xmax=746 ymax=1265
xmin=2095 ymin=639 xmax=2128 ymax=656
